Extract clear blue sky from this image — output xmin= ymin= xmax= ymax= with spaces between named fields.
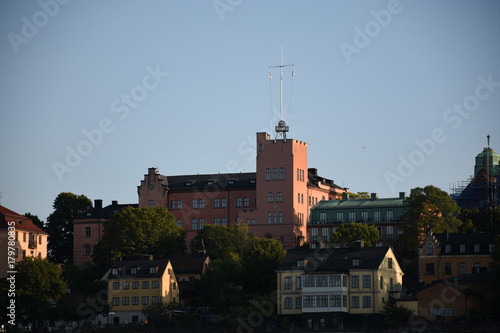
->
xmin=1 ymin=1 xmax=499 ymax=222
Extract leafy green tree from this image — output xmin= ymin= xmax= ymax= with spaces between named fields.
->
xmin=381 ymin=301 xmax=414 ymax=328
xmin=330 ymin=222 xmax=380 ymax=247
xmin=92 ymin=206 xmax=186 ymax=267
xmin=45 ymin=192 xmax=92 ymax=263
xmin=460 ymin=207 xmax=500 ymax=233
xmin=24 ymin=212 xmax=44 ymax=229
xmin=16 ymin=257 xmax=67 ymax=321
xmin=190 ymin=224 xmax=247 ymax=260
xmin=398 ymin=186 xmax=462 ymax=259
xmin=193 ymin=224 xmax=285 ymax=312
xmin=348 ymin=191 xmax=371 ymax=199
xmin=242 ymin=236 xmax=286 ymax=295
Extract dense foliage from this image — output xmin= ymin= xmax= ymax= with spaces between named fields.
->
xmin=192 ymin=224 xmax=286 ymax=315
xmin=93 ymin=206 xmax=186 ymax=268
xmin=330 ymin=222 xmax=380 ymax=247
xmin=45 ymin=192 xmax=92 ymax=263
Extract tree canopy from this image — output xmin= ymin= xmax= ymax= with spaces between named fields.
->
xmin=193 ymin=224 xmax=286 ymax=313
xmin=24 ymin=212 xmax=44 ymax=229
xmin=396 ymin=185 xmax=462 ymax=269
xmin=45 ymin=192 xmax=92 ymax=263
xmin=330 ymin=222 xmax=380 ymax=247
xmin=92 ymin=206 xmax=186 ymax=268
xmin=15 ymin=257 xmax=67 ymax=321
xmin=347 ymin=191 xmax=371 ymax=199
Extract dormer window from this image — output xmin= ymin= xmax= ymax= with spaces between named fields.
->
xmin=296 ymin=260 xmax=304 ymax=268
xmin=149 ymin=266 xmax=157 ymax=274
xmin=353 ymin=259 xmax=360 ymax=266
xmin=131 ymin=267 xmax=137 ymax=274
xmin=112 ymin=268 xmax=118 ymax=275
xmin=474 ymin=244 xmax=480 ymax=253
xmin=186 ymin=182 xmax=192 ymax=186
xmin=460 ymin=244 xmax=466 ymax=253
xmin=426 ymin=243 xmax=433 ymax=256
xmin=445 ymin=244 xmax=451 ymax=253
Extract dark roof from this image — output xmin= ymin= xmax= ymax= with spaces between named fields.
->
xmin=0 ymin=205 xmax=47 ymax=234
xmin=76 ymin=202 xmax=138 ymax=219
xmin=162 ymin=172 xmax=257 ymax=191
xmin=312 ymin=197 xmax=407 ymax=210
xmin=169 ymin=254 xmax=209 ymax=275
xmin=433 ymin=231 xmax=497 ymax=255
xmin=418 ymin=281 xmax=484 ymax=299
xmin=308 ymin=168 xmax=345 ymax=191
xmin=104 ymin=259 xmax=171 ymax=280
xmin=277 ymin=246 xmax=391 ymax=273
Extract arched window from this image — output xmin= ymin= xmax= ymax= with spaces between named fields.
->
xmin=426 ymin=242 xmax=434 ymax=256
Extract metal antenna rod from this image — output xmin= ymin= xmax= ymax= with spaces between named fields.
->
xmin=269 ymin=46 xmax=294 ymax=140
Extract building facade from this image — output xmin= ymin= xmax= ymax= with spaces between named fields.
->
xmin=418 ymin=229 xmax=496 ymax=284
xmin=102 ymin=256 xmax=179 ymax=325
xmin=73 ymin=200 xmax=137 ymax=267
xmin=276 ymin=244 xmax=403 ymax=329
xmin=0 ymin=205 xmax=48 ymax=277
xmin=308 ymin=192 xmax=408 ymax=248
xmin=137 ymin=131 xmax=347 ymax=248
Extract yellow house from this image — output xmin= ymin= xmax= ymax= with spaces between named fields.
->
xmin=276 ymin=242 xmax=403 ymax=329
xmin=418 ymin=229 xmax=496 ymax=284
xmin=103 ymin=256 xmax=179 ymax=325
xmin=0 ymin=205 xmax=48 ymax=278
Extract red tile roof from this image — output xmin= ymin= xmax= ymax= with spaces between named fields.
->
xmin=0 ymin=205 xmax=47 ymax=234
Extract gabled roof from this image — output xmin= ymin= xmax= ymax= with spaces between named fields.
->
xmin=169 ymin=254 xmax=209 ymax=275
xmin=277 ymin=246 xmax=392 ymax=273
xmin=103 ymin=259 xmax=171 ymax=280
xmin=0 ymin=205 xmax=47 ymax=234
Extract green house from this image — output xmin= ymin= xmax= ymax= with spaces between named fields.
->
xmin=308 ymin=192 xmax=408 ymax=247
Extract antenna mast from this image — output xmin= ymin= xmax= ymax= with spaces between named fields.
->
xmin=269 ymin=46 xmax=294 ymax=141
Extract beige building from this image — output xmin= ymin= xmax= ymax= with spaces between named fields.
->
xmin=276 ymin=243 xmax=403 ymax=329
xmin=418 ymin=229 xmax=496 ymax=284
xmin=0 ymin=205 xmax=48 ymax=277
xmin=102 ymin=256 xmax=179 ymax=325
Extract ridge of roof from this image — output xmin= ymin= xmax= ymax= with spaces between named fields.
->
xmin=0 ymin=205 xmax=47 ymax=234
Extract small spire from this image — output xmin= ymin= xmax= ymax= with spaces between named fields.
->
xmin=487 ymin=134 xmax=490 ymax=148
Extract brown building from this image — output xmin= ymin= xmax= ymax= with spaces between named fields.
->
xmin=418 ymin=229 xmax=496 ymax=285
xmin=73 ymin=200 xmax=137 ymax=267
xmin=0 ymin=205 xmax=48 ymax=277
xmin=137 ymin=131 xmax=347 ymax=248
xmin=416 ymin=281 xmax=483 ymax=320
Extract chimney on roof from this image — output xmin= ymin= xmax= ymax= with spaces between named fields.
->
xmin=112 ymin=200 xmax=118 ymax=206
xmin=399 ymin=192 xmax=406 ymax=199
xmin=354 ymin=239 xmax=364 ymax=249
xmin=371 ymin=193 xmax=378 ymax=200
xmin=342 ymin=192 xmax=349 ymax=200
xmin=94 ymin=199 xmax=103 ymax=210
xmin=143 ymin=254 xmax=153 ymax=261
